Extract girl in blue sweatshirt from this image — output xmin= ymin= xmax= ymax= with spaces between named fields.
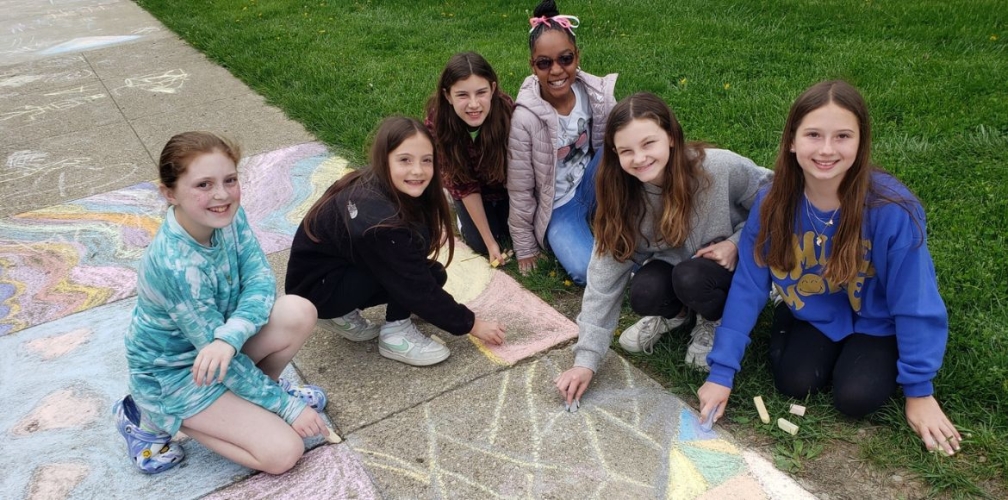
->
xmin=698 ymin=81 xmax=961 ymax=456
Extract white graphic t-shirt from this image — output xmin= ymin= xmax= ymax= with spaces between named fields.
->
xmin=553 ymin=82 xmax=592 ymax=208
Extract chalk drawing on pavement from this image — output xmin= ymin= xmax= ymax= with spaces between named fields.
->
xmin=40 ymin=36 xmax=141 ymax=56
xmin=112 ymin=69 xmax=189 ymax=95
xmin=354 ymin=356 xmax=749 ymax=498
xmin=0 ymin=143 xmax=337 ymax=335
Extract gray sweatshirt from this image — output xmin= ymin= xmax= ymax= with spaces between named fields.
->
xmin=573 ymin=148 xmax=773 ymax=371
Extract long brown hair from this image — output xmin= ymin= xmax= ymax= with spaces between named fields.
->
xmin=425 ymin=52 xmax=511 ymax=187
xmin=757 ymin=80 xmax=916 ymax=285
xmin=301 ymin=116 xmax=455 ymax=264
xmin=594 ymin=92 xmax=710 ymax=262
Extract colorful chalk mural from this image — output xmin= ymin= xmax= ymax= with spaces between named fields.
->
xmin=0 ymin=142 xmax=344 ymax=335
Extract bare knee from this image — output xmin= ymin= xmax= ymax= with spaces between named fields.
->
xmin=274 ymin=295 xmax=317 ymax=335
xmin=260 ymin=436 xmax=304 ymax=475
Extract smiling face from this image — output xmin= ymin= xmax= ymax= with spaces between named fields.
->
xmin=791 ymin=102 xmax=860 ymax=192
xmin=530 ymin=30 xmax=579 ymax=109
xmin=614 ymin=117 xmax=673 ymax=186
xmin=388 ymin=133 xmax=435 ymax=198
xmin=445 ymin=75 xmax=495 ymax=128
xmin=160 ymin=150 xmax=240 ymax=245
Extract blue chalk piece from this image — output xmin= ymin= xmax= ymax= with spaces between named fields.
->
xmin=700 ymin=404 xmax=720 ymax=432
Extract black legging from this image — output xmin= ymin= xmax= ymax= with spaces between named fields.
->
xmin=628 ymin=258 xmax=734 ymax=321
xmin=769 ymin=303 xmax=899 ymax=418
xmin=313 ymin=261 xmax=448 ymax=322
xmin=454 ymin=197 xmax=510 ymax=256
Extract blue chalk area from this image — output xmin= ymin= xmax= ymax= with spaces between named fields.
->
xmin=677 ymin=407 xmax=717 ymax=442
xmin=0 ymin=299 xmax=327 ymax=499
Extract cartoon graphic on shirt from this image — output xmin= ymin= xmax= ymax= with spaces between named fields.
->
xmin=556 ymin=117 xmax=591 ymax=184
xmin=771 ymin=231 xmax=876 ymax=311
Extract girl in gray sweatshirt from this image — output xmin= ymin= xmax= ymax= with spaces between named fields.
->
xmin=556 ymin=93 xmax=773 ymax=407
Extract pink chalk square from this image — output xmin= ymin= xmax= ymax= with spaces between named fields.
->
xmin=202 ymin=445 xmax=380 ymax=500
xmin=465 ymin=271 xmax=579 ymax=365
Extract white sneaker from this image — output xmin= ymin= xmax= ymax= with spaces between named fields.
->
xmin=378 ymin=319 xmax=450 ymax=366
xmin=619 ymin=312 xmax=690 ymax=354
xmin=685 ymin=317 xmax=720 ymax=371
xmin=322 ymin=309 xmax=380 ymax=342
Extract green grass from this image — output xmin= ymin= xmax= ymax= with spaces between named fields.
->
xmin=134 ymin=0 xmax=1007 ymax=496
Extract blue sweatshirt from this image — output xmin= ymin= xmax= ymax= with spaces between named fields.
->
xmin=707 ymin=173 xmax=948 ymax=398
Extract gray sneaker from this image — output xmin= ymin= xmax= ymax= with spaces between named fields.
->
xmin=685 ymin=317 xmax=720 ymax=371
xmin=322 ymin=309 xmax=380 ymax=342
xmin=619 ymin=312 xmax=690 ymax=354
xmin=378 ymin=320 xmax=450 ymax=366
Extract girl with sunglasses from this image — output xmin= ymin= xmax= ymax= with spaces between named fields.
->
xmin=425 ymin=52 xmax=515 ymax=266
xmin=507 ymin=0 xmax=618 ymax=285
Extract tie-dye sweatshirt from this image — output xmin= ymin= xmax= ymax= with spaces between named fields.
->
xmin=124 ymin=206 xmax=306 ymax=435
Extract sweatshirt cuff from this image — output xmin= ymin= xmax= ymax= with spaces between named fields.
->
xmin=448 ymin=311 xmax=476 ymax=336
xmin=727 ymin=230 xmax=743 ymax=248
xmin=278 ymin=396 xmax=309 ymax=426
xmin=706 ymin=363 xmax=737 ymax=389
xmin=573 ymin=350 xmax=603 ymax=373
xmin=902 ymin=381 xmax=934 ymax=398
xmin=214 ymin=317 xmax=256 ymax=353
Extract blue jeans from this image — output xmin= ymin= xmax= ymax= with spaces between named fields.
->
xmin=546 ymin=150 xmax=601 ymax=286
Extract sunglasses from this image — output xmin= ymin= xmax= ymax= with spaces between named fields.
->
xmin=532 ymin=52 xmax=576 ymax=71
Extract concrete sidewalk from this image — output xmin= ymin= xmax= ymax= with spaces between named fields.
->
xmin=0 ymin=1 xmax=814 ymax=498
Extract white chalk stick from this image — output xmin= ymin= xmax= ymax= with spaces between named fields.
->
xmin=701 ymin=403 xmax=720 ymax=432
xmin=754 ymin=395 xmax=770 ymax=424
xmin=326 ymin=429 xmax=343 ymax=444
xmin=430 ymin=334 xmax=445 ymax=346
xmin=789 ymin=404 xmax=806 ymax=417
xmin=777 ymin=418 xmax=799 ymax=436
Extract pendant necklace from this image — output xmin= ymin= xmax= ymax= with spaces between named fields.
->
xmin=803 ymin=193 xmax=839 ymax=247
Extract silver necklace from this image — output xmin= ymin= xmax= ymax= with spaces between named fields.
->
xmin=803 ymin=193 xmax=839 ymax=247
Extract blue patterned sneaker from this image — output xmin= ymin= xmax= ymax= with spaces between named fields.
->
xmin=113 ymin=395 xmax=184 ymax=474
xmin=279 ymin=378 xmax=328 ymax=411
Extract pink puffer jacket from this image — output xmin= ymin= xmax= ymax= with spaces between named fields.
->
xmin=506 ymin=70 xmax=618 ymax=260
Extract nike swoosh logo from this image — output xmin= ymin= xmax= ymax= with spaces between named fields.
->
xmin=380 ymin=339 xmax=411 ymax=353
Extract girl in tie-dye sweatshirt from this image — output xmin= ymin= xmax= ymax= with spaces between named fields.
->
xmin=115 ymin=132 xmax=327 ymax=475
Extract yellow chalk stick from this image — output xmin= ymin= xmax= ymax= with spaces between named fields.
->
xmin=777 ymin=417 xmax=799 ymax=436
xmin=754 ymin=395 xmax=770 ymax=424
xmin=789 ymin=404 xmax=806 ymax=417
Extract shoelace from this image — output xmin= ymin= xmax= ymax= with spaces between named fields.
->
xmin=398 ymin=322 xmax=433 ymax=347
xmin=692 ymin=320 xmax=715 ymax=347
xmin=641 ymin=317 xmax=665 ymax=355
